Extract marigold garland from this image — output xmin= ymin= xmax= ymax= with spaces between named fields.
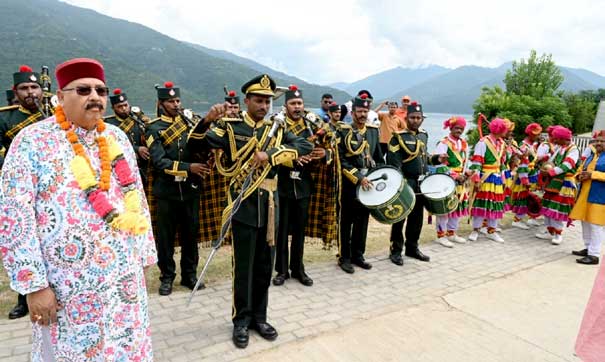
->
xmin=55 ymin=105 xmax=149 ymax=235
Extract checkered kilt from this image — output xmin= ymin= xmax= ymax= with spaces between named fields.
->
xmin=199 ymin=169 xmax=231 ymax=247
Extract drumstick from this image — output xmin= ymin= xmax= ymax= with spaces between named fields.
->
xmin=369 ymin=173 xmax=388 ymax=182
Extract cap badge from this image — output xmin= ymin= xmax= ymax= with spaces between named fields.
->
xmin=29 ymin=75 xmax=37 ymax=82
xmin=168 ymin=89 xmax=176 ymax=96
xmin=119 ymin=96 xmax=124 ymax=102
xmin=363 ymin=101 xmax=368 ymax=107
xmin=260 ymin=75 xmax=270 ymax=88
xmin=416 ymin=106 xmax=420 ymax=111
xmin=294 ymin=90 xmax=300 ymax=97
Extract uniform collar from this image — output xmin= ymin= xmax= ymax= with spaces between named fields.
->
xmin=160 ymin=114 xmax=175 ymax=123
xmin=18 ymin=105 xmax=33 ymax=115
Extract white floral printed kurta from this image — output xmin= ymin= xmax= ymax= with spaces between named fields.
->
xmin=0 ymin=117 xmax=157 ymax=361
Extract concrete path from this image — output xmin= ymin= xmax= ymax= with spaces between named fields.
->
xmin=0 ymin=224 xmax=598 ymax=361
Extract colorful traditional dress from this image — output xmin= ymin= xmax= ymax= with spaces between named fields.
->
xmin=511 ymin=138 xmax=540 ymax=218
xmin=470 ymin=135 xmax=506 ymax=230
xmin=0 ymin=118 xmax=156 ymax=361
xmin=541 ymin=142 xmax=579 ymax=234
xmin=433 ymin=135 xmax=469 ymax=238
xmin=569 ymin=147 xmax=605 ymax=257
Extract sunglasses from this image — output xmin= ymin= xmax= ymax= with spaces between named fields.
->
xmin=62 ymin=86 xmax=109 ymax=97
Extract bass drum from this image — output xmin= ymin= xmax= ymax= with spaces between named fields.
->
xmin=357 ymin=166 xmax=416 ymax=224
xmin=420 ymin=173 xmax=458 ymax=215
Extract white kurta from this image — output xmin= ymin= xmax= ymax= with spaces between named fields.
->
xmin=0 ymin=117 xmax=157 ymax=361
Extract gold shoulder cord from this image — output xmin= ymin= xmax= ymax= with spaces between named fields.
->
xmin=344 ymin=129 xmax=368 ymax=156
xmin=398 ymin=133 xmax=422 ymax=163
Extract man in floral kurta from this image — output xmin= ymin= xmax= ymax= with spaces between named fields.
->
xmin=0 ymin=58 xmax=157 ymax=361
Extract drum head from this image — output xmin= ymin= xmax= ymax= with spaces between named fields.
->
xmin=420 ymin=174 xmax=456 ymax=200
xmin=358 ymin=167 xmax=404 ymax=207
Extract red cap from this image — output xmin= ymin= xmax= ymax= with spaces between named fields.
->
xmin=113 ymin=88 xmax=122 ymax=95
xmin=360 ymin=93 xmax=368 ymax=100
xmin=228 ymin=90 xmax=236 ymax=97
xmin=55 ymin=58 xmax=105 ymax=89
xmin=289 ymin=84 xmax=298 ymax=91
xmin=164 ymin=81 xmax=174 ymax=88
xmin=19 ymin=65 xmax=33 ymax=72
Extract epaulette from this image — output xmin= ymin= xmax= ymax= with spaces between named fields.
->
xmin=418 ymin=127 xmax=428 ymax=134
xmin=0 ymin=105 xmax=19 ymax=112
xmin=219 ymin=116 xmax=243 ymax=123
xmin=339 ymin=124 xmax=352 ymax=129
xmin=148 ymin=117 xmax=162 ymax=125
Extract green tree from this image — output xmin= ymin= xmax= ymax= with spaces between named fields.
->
xmin=504 ymin=50 xmax=564 ymax=99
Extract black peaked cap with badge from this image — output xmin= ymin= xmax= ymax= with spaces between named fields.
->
xmin=225 ymin=90 xmax=240 ymax=104
xmin=241 ymin=74 xmax=276 ymax=96
xmin=284 ymin=84 xmax=303 ymax=101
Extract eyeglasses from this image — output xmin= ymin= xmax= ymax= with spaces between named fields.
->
xmin=323 ymin=100 xmax=333 ymax=104
xmin=62 ymin=86 xmax=109 ymax=97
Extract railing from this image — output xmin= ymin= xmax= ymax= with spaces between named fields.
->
xmin=573 ymin=136 xmax=592 ymax=152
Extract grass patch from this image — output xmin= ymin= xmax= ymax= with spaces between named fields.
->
xmin=0 ymin=213 xmax=514 ymax=318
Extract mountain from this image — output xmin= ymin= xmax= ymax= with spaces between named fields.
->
xmin=339 ymin=65 xmax=450 ymax=100
xmin=328 ymin=82 xmax=350 ymax=91
xmin=382 ymin=64 xmax=605 ymax=114
xmin=0 ymin=0 xmax=349 ymax=112
xmin=186 ymin=42 xmax=351 ymax=102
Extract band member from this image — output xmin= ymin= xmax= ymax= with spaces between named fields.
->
xmin=536 ymin=126 xmax=578 ymax=245
xmin=187 ymin=74 xmax=313 ymax=349
xmin=511 ymin=122 xmax=543 ymax=229
xmin=468 ymin=118 xmax=508 ymax=243
xmin=570 ymin=130 xmax=605 ymax=264
xmin=225 ymin=90 xmax=240 ymax=116
xmin=146 ymin=81 xmax=209 ymax=296
xmin=387 ymin=101 xmax=436 ymax=264
xmin=327 ymin=101 xmax=342 ymax=130
xmin=197 ymin=90 xmax=240 ymax=246
xmin=6 ymin=89 xmax=18 ymax=105
xmin=104 ymin=88 xmax=150 ymax=185
xmin=337 ymin=94 xmax=383 ymax=273
xmin=432 ymin=116 xmax=471 ymax=247
xmin=0 ymin=65 xmax=47 ymax=320
xmin=274 ymin=85 xmax=327 ymax=287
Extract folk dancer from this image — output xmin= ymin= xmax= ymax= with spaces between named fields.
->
xmin=468 ymin=118 xmax=508 ymax=243
xmin=535 ymin=126 xmax=578 ymax=245
xmin=337 ymin=94 xmax=384 ymax=273
xmin=570 ymin=130 xmax=605 ymax=265
xmin=432 ymin=116 xmax=471 ymax=247
xmin=387 ymin=101 xmax=438 ymax=264
xmin=187 ymin=74 xmax=313 ymax=349
xmin=511 ymin=123 xmax=543 ymax=229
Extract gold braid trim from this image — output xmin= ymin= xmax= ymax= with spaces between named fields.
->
xmin=396 ymin=133 xmax=423 ymax=163
xmin=344 ymin=129 xmax=367 ymax=156
xmin=214 ymin=149 xmax=240 ymax=177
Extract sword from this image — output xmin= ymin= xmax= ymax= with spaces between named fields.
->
xmin=187 ymin=113 xmax=285 ymax=305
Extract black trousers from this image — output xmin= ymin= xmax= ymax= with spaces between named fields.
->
xmin=275 ymin=196 xmax=310 ymax=276
xmin=231 ymin=220 xmax=273 ymax=327
xmin=390 ymin=179 xmax=425 ymax=256
xmin=155 ymin=197 xmax=200 ymax=282
xmin=339 ymin=185 xmax=369 ymax=263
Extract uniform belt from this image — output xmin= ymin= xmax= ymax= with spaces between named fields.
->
xmin=261 ymin=178 xmax=277 ymax=246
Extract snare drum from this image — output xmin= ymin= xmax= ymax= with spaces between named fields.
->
xmin=357 ymin=166 xmax=416 ymax=224
xmin=420 ymin=173 xmax=458 ymax=215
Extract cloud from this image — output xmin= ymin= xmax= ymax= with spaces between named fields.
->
xmin=63 ymin=0 xmax=605 ymax=84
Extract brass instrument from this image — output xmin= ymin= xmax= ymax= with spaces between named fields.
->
xmin=540 ymin=161 xmax=555 ymax=172
xmin=177 ymin=107 xmax=200 ymax=129
xmin=39 ymin=66 xmax=53 ymax=118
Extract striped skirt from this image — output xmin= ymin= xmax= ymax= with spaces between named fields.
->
xmin=542 ymin=176 xmax=577 ymax=222
xmin=471 ymin=172 xmax=505 ymax=220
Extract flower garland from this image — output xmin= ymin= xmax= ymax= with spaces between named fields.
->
xmin=55 ymin=105 xmax=149 ymax=235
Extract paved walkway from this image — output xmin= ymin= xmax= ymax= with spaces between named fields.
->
xmin=0 ymin=224 xmax=597 ymax=361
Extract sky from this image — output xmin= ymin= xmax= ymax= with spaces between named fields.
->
xmin=63 ymin=0 xmax=605 ymax=85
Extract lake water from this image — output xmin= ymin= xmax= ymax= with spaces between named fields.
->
xmin=418 ymin=113 xmax=473 ymax=152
